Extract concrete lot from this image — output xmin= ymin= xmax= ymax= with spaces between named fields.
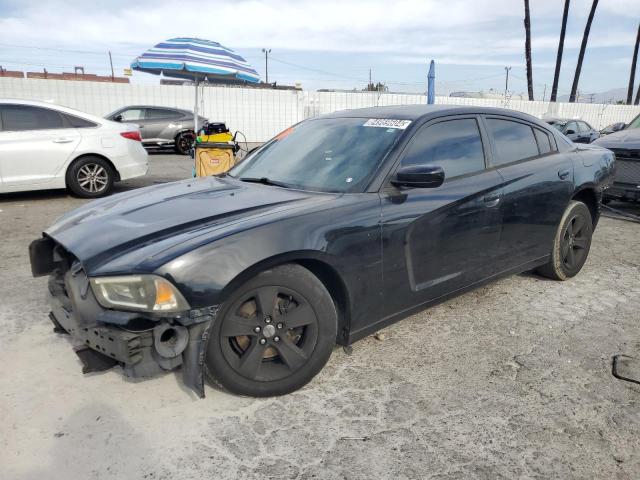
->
xmin=1 ymin=154 xmax=639 ymax=479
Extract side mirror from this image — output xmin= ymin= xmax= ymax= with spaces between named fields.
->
xmin=565 ymin=129 xmax=576 ymax=135
xmin=391 ymin=165 xmax=445 ymax=189
xmin=113 ymin=114 xmax=123 ymax=122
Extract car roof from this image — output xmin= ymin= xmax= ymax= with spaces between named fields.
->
xmin=320 ymin=104 xmax=543 ymax=124
xmin=116 ymin=105 xmax=194 ymax=114
xmin=0 ymin=98 xmax=107 ymax=124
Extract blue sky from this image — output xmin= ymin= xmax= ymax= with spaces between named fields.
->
xmin=0 ymin=0 xmax=639 ymax=99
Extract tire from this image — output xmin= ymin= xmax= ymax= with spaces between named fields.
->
xmin=536 ymin=200 xmax=593 ymax=280
xmin=174 ymin=131 xmax=194 ymax=155
xmin=205 ymin=264 xmax=337 ymax=397
xmin=66 ymin=156 xmax=115 ymax=198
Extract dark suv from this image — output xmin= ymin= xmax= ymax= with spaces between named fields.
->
xmin=106 ymin=106 xmax=207 ymax=155
xmin=593 ymin=113 xmax=640 ymax=202
xmin=546 ymin=118 xmax=599 ymax=144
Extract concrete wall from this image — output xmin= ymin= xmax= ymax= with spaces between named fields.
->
xmin=2 ymin=77 xmax=639 ymax=142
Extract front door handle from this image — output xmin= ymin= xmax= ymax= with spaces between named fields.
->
xmin=52 ymin=138 xmax=74 ymax=143
xmin=558 ymin=169 xmax=570 ymax=180
xmin=484 ymin=193 xmax=501 ymax=207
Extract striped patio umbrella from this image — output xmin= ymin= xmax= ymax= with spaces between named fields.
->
xmin=131 ymin=38 xmax=260 ymax=131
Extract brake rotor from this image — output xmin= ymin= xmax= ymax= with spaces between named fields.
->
xmin=233 ymin=295 xmax=302 ymax=360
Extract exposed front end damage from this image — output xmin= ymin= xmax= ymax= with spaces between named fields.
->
xmin=31 ymin=236 xmax=217 ymax=398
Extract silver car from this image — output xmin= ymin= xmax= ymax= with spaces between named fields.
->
xmin=106 ymin=106 xmax=207 ymax=155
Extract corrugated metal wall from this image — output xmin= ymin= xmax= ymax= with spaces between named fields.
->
xmin=2 ymin=78 xmax=639 ymax=142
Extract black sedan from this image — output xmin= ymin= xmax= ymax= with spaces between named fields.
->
xmin=546 ymin=118 xmax=600 ymax=143
xmin=30 ymin=106 xmax=615 ymax=397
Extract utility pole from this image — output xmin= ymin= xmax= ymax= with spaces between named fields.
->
xmin=108 ymin=51 xmax=115 ymax=81
xmin=262 ymin=48 xmax=271 ymax=84
xmin=504 ymin=66 xmax=512 ymax=99
xmin=542 ymin=84 xmax=547 ymax=102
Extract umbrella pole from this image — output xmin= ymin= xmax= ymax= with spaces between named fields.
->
xmin=194 ymin=77 xmax=199 ymax=134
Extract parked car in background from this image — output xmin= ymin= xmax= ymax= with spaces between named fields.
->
xmin=0 ymin=99 xmax=148 ymax=198
xmin=105 ymin=106 xmax=206 ymax=155
xmin=593 ymin=112 xmax=640 ymax=202
xmin=30 ymin=105 xmax=615 ymax=398
xmin=546 ymin=118 xmax=600 ymax=143
xmin=600 ymin=122 xmax=626 ymax=136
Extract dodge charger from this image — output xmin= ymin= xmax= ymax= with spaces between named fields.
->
xmin=30 ymin=105 xmax=615 ymax=397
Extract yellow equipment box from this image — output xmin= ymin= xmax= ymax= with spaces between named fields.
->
xmin=194 ymin=142 xmax=236 ymax=177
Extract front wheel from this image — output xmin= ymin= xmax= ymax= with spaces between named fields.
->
xmin=536 ymin=200 xmax=593 ymax=280
xmin=205 ymin=264 xmax=337 ymax=397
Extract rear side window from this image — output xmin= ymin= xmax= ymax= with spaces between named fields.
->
xmin=578 ymin=121 xmax=592 ymax=132
xmin=119 ymin=109 xmax=145 ymax=121
xmin=534 ymin=128 xmax=553 ymax=155
xmin=565 ymin=121 xmax=579 ymax=134
xmin=486 ymin=118 xmax=539 ymax=166
xmin=0 ymin=105 xmax=64 ymax=131
xmin=401 ymin=118 xmax=485 ymax=179
xmin=62 ymin=113 xmax=97 ymax=128
xmin=146 ymin=108 xmax=181 ymax=120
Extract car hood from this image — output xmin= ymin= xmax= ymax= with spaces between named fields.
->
xmin=46 ymin=176 xmax=336 ymax=273
xmin=593 ymin=128 xmax=640 ymax=149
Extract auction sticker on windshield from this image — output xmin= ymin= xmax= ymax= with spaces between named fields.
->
xmin=363 ymin=119 xmax=412 ymax=129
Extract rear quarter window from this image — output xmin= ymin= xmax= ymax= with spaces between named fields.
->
xmin=62 ymin=113 xmax=97 ymax=128
xmin=486 ymin=118 xmax=539 ymax=166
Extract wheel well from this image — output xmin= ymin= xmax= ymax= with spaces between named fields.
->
xmin=174 ymin=129 xmax=195 ymax=141
xmin=296 ymin=259 xmax=351 ymax=345
xmin=219 ymin=256 xmax=351 ymax=345
xmin=572 ymin=188 xmax=598 ymax=225
xmin=66 ymin=153 xmax=120 ymax=184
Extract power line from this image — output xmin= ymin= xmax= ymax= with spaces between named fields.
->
xmin=0 ymin=43 xmax=136 ymax=59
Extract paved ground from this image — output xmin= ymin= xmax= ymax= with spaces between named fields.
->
xmin=1 ymin=154 xmax=639 ymax=480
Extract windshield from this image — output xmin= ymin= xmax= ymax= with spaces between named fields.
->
xmin=229 ymin=117 xmax=406 ymax=192
xmin=627 ymin=114 xmax=640 ymax=129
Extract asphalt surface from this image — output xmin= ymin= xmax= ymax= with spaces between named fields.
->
xmin=1 ymin=154 xmax=639 ymax=479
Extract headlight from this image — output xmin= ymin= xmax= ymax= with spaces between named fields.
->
xmin=90 ymin=275 xmax=190 ymax=313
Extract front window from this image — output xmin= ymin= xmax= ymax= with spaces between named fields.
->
xmin=229 ymin=117 xmax=406 ymax=192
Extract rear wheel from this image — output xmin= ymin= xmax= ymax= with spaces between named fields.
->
xmin=205 ymin=264 xmax=337 ymax=397
xmin=174 ymin=131 xmax=194 ymax=155
xmin=66 ymin=156 xmax=115 ymax=198
xmin=537 ymin=200 xmax=593 ymax=280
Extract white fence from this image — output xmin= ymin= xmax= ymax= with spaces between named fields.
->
xmin=2 ymin=78 xmax=639 ymax=142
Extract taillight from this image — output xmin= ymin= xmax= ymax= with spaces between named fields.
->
xmin=121 ymin=131 xmax=142 ymax=142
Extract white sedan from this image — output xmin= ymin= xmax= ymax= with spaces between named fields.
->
xmin=0 ymin=99 xmax=148 ymax=197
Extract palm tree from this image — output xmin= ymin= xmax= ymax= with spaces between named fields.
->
xmin=524 ymin=0 xmax=534 ymax=100
xmin=628 ymin=23 xmax=640 ymax=105
xmin=569 ymin=0 xmax=599 ymax=102
xmin=550 ymin=0 xmax=570 ymax=102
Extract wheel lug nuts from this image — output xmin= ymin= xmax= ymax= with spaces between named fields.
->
xmin=264 ymin=316 xmax=272 ymax=323
xmin=274 ymin=336 xmax=280 ymax=342
xmin=277 ymin=323 xmax=283 ymax=329
xmin=259 ymin=338 xmax=266 ymax=345
xmin=254 ymin=326 xmax=261 ymax=333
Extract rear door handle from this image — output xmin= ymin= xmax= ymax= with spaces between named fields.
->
xmin=558 ymin=169 xmax=570 ymax=180
xmin=484 ymin=193 xmax=501 ymax=207
xmin=52 ymin=138 xmax=74 ymax=143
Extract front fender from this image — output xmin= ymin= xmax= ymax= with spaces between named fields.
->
xmin=156 ymin=228 xmax=345 ymax=309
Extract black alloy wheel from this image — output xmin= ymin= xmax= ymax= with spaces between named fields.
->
xmin=205 ymin=264 xmax=337 ymax=397
xmin=174 ymin=131 xmax=195 ymax=155
xmin=537 ymin=200 xmax=593 ymax=280
xmin=560 ymin=214 xmax=589 ymax=271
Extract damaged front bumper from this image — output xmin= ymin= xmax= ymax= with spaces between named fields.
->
xmin=32 ymin=237 xmax=217 ymax=397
